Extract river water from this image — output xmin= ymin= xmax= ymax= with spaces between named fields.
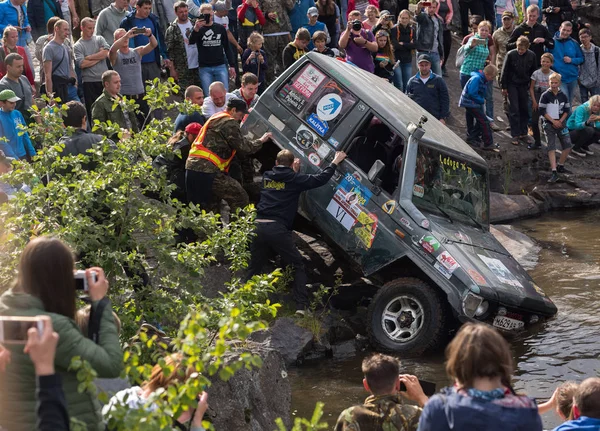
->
xmin=288 ymin=209 xmax=600 ymax=429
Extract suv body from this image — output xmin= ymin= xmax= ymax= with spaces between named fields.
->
xmin=243 ymin=53 xmax=557 ymax=354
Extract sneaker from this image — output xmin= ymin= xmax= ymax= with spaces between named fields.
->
xmin=466 ymin=139 xmax=483 ymax=147
xmin=528 ymin=142 xmax=542 ymax=150
xmin=295 ymin=309 xmax=313 ymax=317
xmin=490 ymin=122 xmax=502 ymax=132
xmin=571 ymin=148 xmax=587 ymax=157
xmin=582 ymin=148 xmax=594 ymax=155
xmin=548 ymin=171 xmax=559 ymax=183
xmin=442 ymin=68 xmax=449 ymax=77
xmin=557 ymin=165 xmax=572 ymax=174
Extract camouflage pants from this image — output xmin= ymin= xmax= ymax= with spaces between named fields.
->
xmin=209 ymin=172 xmax=249 ymax=214
xmin=263 ymin=34 xmax=290 ymax=86
xmin=176 ymin=67 xmax=201 ymax=91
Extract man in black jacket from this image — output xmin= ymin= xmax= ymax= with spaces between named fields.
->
xmin=507 ymin=4 xmax=554 ymax=65
xmin=246 ymin=149 xmax=346 ymax=315
xmin=542 ymin=0 xmax=572 ymax=37
xmin=414 ymin=1 xmax=444 ymax=76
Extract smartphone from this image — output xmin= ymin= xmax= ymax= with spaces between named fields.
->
xmin=133 ymin=27 xmax=147 ymax=35
xmin=74 ymin=270 xmax=97 ymax=291
xmin=400 ymin=379 xmax=437 ymax=397
xmin=474 ymin=38 xmax=487 ymax=46
xmin=202 ymin=13 xmax=212 ymax=23
xmin=0 ymin=316 xmax=44 ymax=344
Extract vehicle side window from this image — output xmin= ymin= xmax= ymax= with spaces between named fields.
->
xmin=277 ymin=63 xmax=357 ymax=139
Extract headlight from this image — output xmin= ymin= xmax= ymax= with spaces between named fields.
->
xmin=475 ymin=300 xmax=489 ymax=317
xmin=462 ymin=292 xmax=484 ymax=318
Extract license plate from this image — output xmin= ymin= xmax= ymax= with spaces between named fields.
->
xmin=493 ymin=316 xmax=524 ymax=331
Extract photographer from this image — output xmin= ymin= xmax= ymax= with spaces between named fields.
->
xmin=0 ymin=317 xmax=71 ymax=431
xmin=334 ymin=353 xmax=427 ymax=430
xmin=339 ymin=10 xmax=378 ymax=73
xmin=0 ymin=237 xmax=123 ymax=431
xmin=543 ymin=0 xmax=572 ymax=37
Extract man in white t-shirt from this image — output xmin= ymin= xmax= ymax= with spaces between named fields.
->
xmin=165 ymin=1 xmax=200 ymax=88
xmin=213 ymin=1 xmax=242 ymax=56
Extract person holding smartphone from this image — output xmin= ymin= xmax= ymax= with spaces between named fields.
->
xmin=0 ymin=237 xmax=123 ymax=431
xmin=414 ymin=0 xmax=444 ymax=77
xmin=189 ymin=3 xmax=236 ymax=96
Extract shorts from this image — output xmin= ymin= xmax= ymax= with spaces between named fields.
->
xmin=543 ymin=123 xmax=573 ymax=151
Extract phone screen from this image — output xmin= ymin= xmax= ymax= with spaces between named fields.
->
xmin=0 ymin=319 xmax=41 ymax=344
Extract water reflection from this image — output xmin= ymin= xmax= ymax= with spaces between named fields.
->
xmin=289 ymin=210 xmax=600 ymax=429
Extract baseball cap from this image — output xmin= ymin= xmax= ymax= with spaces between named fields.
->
xmin=417 ymin=53 xmax=432 ymax=64
xmin=0 ymin=89 xmax=20 ymax=102
xmin=213 ymin=1 xmax=230 ymax=12
xmin=379 ymin=9 xmax=391 ymax=17
xmin=502 ymin=10 xmax=515 ymax=19
xmin=307 ymin=6 xmax=318 ymax=17
xmin=185 ymin=122 xmax=202 ymax=135
xmin=0 ymin=150 xmax=15 ymax=166
xmin=227 ymin=98 xmax=248 ymax=114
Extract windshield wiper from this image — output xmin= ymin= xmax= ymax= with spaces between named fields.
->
xmin=432 ymin=201 xmax=453 ymax=224
xmin=444 ymin=238 xmax=511 ymax=257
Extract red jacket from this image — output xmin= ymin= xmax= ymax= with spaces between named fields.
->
xmin=237 ymin=2 xmax=266 ymax=26
xmin=0 ymin=45 xmax=35 ymax=86
xmin=347 ymin=0 xmax=379 ymax=17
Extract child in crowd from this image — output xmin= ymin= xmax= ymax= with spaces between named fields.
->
xmin=306 ymin=6 xmax=330 ymax=51
xmin=530 ymin=53 xmax=555 ymax=150
xmin=373 ymin=29 xmax=394 ymax=83
xmin=539 ymin=381 xmax=579 ymax=422
xmin=242 ymin=32 xmax=267 ymax=93
xmin=538 ymin=72 xmax=572 ymax=183
xmin=312 ymin=31 xmax=336 ymax=57
xmin=553 ymin=378 xmax=600 ymax=431
xmin=0 ymin=89 xmax=36 ymax=161
xmin=459 ymin=64 xmax=498 ymax=150
xmin=282 ymin=28 xmax=311 ymax=70
xmin=578 ymin=28 xmax=600 ymax=104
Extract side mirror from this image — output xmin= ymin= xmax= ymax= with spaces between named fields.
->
xmin=367 ymin=159 xmax=385 ymax=184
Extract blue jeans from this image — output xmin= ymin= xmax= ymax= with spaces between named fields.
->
xmin=560 ymin=80 xmax=578 ymax=105
xmin=393 ymin=62 xmax=413 ymax=92
xmin=579 ymin=84 xmax=600 ymax=104
xmin=68 ymin=84 xmax=81 ymax=103
xmin=199 ymin=64 xmax=229 ymax=96
xmin=417 ymin=51 xmax=442 ymax=77
xmin=495 ymin=13 xmax=503 ymax=30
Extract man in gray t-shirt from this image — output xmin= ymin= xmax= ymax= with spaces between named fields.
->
xmin=75 ymin=18 xmax=111 ymax=119
xmin=0 ymin=53 xmax=34 ymax=123
xmin=42 ymin=19 xmax=76 ymax=104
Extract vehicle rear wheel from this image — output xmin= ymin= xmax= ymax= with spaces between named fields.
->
xmin=367 ymin=277 xmax=445 ymax=355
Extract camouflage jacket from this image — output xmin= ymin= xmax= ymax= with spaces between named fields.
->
xmin=258 ymin=0 xmax=294 ymax=34
xmin=165 ymin=18 xmax=195 ymax=75
xmin=334 ymin=394 xmax=422 ymax=431
xmin=185 ymin=115 xmax=263 ymax=173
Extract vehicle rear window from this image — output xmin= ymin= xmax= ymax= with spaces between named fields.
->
xmin=277 ymin=63 xmax=357 ymax=138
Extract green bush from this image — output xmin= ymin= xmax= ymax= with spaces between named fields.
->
xmin=0 ymin=81 xmax=330 ymax=430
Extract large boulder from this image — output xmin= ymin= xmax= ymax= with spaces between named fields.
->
xmin=490 ymin=192 xmax=543 ymax=223
xmin=207 ymin=346 xmax=292 ymax=430
xmin=248 ymin=317 xmax=314 ymax=366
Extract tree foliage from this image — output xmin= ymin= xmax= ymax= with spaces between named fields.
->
xmin=0 ymin=80 xmax=329 ymax=430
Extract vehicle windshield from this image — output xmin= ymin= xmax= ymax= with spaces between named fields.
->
xmin=410 ymin=145 xmax=489 ymax=226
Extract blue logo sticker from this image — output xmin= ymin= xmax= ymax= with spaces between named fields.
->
xmin=328 ymin=137 xmax=340 ymax=147
xmin=307 ymin=113 xmax=329 ymax=136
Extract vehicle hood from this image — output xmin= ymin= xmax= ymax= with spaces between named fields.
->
xmin=428 ymin=217 xmax=557 ymax=316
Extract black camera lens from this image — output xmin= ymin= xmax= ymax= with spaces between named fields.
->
xmin=352 ymin=20 xmax=362 ymax=31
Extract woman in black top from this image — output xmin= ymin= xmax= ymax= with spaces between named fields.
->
xmin=316 ymin=0 xmax=339 ymax=48
xmin=436 ymin=0 xmax=453 ymax=76
xmin=390 ymin=9 xmax=415 ymax=92
xmin=373 ymin=30 xmax=395 ymax=82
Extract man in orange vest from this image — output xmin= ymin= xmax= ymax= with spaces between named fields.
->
xmin=185 ymin=98 xmax=272 ymax=213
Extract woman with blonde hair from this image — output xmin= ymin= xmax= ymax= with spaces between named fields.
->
xmin=417 ymin=323 xmax=543 ymax=431
xmin=362 ymin=4 xmax=380 ymax=30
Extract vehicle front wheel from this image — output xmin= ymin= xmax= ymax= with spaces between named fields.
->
xmin=367 ymin=277 xmax=445 ymax=356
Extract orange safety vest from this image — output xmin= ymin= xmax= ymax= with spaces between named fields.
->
xmin=188 ymin=111 xmax=237 ymax=172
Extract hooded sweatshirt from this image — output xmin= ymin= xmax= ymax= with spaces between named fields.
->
xmin=551 ymin=34 xmax=584 ymax=84
xmin=579 ymin=43 xmax=600 ymax=89
xmin=553 ymin=417 xmax=600 ymax=431
xmin=418 ymin=386 xmax=543 ymax=431
xmin=257 ymin=163 xmax=338 ymax=229
xmin=459 ymin=70 xmax=488 ymax=109
xmin=95 ymin=4 xmax=130 ymax=45
xmin=0 ymin=109 xmax=36 ymax=160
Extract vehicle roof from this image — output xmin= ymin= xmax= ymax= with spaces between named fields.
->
xmin=302 ymin=52 xmax=487 ymax=168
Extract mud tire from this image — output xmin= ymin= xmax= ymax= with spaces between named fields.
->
xmin=367 ymin=277 xmax=445 ymax=356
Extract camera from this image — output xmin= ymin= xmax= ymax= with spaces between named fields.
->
xmin=0 ymin=316 xmax=44 ymax=344
xmin=74 ymin=270 xmax=97 ymax=291
xmin=351 ymin=20 xmax=362 ymax=31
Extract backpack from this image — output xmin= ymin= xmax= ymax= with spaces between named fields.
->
xmin=455 ymin=44 xmax=466 ymax=68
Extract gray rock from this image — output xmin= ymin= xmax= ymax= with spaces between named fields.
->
xmin=207 ymin=346 xmax=292 ymax=430
xmin=490 ymin=192 xmax=543 ymax=223
xmin=247 ymin=317 xmax=314 ymax=366
xmin=332 ymin=340 xmax=357 ymax=359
